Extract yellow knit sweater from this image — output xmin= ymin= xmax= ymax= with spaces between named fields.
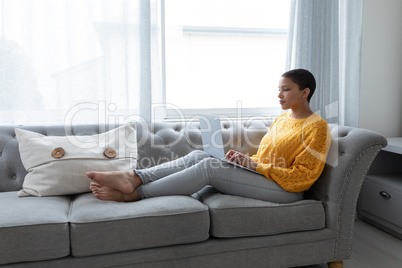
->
xmin=251 ymin=112 xmax=331 ymax=192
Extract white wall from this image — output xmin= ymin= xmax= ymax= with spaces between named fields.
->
xmin=359 ymin=0 xmax=402 ymax=137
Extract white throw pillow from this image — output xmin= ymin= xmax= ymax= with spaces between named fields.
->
xmin=15 ymin=124 xmax=137 ymax=197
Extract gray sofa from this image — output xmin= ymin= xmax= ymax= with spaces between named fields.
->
xmin=0 ymin=119 xmax=387 ymax=267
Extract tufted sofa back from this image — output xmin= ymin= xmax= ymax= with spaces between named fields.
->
xmin=0 ymin=121 xmax=387 ymax=196
xmin=135 ymin=119 xmax=272 ymax=169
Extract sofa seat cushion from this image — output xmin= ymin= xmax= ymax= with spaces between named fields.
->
xmin=200 ymin=191 xmax=325 ymax=238
xmin=0 ymin=192 xmax=71 ymax=265
xmin=69 ymin=193 xmax=210 ymax=257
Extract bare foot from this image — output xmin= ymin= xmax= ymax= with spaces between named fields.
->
xmin=90 ymin=182 xmax=140 ymax=202
xmin=90 ymin=182 xmax=126 ymax=202
xmin=86 ymin=170 xmax=141 ymax=195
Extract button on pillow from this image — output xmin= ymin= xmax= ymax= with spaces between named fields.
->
xmin=52 ymin=147 xmax=65 ymax=159
xmin=104 ymin=148 xmax=117 ymax=158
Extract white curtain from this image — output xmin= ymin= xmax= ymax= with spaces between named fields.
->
xmin=286 ymin=0 xmax=363 ymax=127
xmin=0 ymin=0 xmax=162 ymax=125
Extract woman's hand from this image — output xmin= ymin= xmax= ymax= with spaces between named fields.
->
xmin=225 ymin=150 xmax=259 ymax=171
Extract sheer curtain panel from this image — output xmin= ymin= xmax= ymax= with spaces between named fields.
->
xmin=0 ymin=0 xmax=162 ymax=125
xmin=286 ymin=0 xmax=363 ymax=127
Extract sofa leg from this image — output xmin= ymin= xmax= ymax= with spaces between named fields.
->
xmin=327 ymin=260 xmax=343 ymax=268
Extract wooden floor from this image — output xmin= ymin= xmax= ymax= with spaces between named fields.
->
xmin=301 ymin=219 xmax=402 ymax=268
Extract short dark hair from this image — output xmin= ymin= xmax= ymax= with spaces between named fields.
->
xmin=281 ymin=69 xmax=316 ymax=102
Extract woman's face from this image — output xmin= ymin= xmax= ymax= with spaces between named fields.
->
xmin=277 ymin=76 xmax=309 ymax=110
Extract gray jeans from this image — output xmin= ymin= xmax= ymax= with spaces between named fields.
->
xmin=135 ymin=150 xmax=303 ymax=203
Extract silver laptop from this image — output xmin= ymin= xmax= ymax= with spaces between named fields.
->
xmin=199 ymin=114 xmax=262 ymax=175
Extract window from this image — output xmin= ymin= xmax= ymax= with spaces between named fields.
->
xmin=1 ymin=0 xmax=290 ymax=125
xmin=164 ymin=0 xmax=290 ymax=118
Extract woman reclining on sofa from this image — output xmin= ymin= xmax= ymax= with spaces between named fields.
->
xmin=86 ymin=69 xmax=331 ymax=204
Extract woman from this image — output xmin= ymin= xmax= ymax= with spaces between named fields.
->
xmin=87 ymin=69 xmax=331 ymax=203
